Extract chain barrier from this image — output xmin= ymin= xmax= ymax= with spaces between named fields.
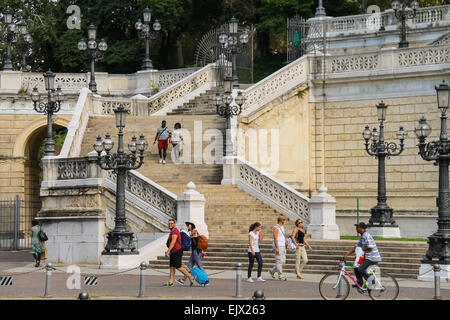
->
xmin=0 ymin=266 xmax=46 ymax=277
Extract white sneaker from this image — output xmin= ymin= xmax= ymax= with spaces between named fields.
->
xmin=162 ymin=160 xmax=166 ymax=164
xmin=159 ymin=159 xmax=163 ymax=164
xmin=247 ymin=277 xmax=254 ymax=283
xmin=256 ymin=277 xmax=265 ymax=282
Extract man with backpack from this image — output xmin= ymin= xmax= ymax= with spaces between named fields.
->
xmin=153 ymin=120 xmax=171 ymax=164
xmin=163 ymin=218 xmax=195 ymax=287
xmin=176 ymin=220 xmax=210 ymax=286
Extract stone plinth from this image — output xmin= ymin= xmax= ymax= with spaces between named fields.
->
xmin=176 ymin=181 xmax=208 ymax=238
xmin=307 ymin=186 xmax=340 ymax=239
xmin=418 ymin=263 xmax=450 ymax=282
xmin=367 ymin=225 xmax=401 ymax=238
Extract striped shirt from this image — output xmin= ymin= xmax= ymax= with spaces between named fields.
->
xmin=357 ymin=231 xmax=382 ymax=262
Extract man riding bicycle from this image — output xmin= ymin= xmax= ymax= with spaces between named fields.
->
xmin=343 ymin=222 xmax=382 ymax=290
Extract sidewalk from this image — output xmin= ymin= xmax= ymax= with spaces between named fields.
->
xmin=1 ymin=251 xmax=449 ymax=300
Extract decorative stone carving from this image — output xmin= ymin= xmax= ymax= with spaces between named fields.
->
xmin=331 ymin=54 xmax=379 ymax=73
xmin=157 ymin=68 xmax=197 ymax=89
xmin=101 ymin=100 xmax=132 ymax=115
xmin=57 ymin=158 xmax=88 ymax=180
xmin=397 ymin=46 xmax=450 ymax=67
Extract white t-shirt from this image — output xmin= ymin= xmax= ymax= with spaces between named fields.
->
xmin=248 ymin=231 xmax=260 ymax=253
xmin=172 ymin=129 xmax=182 ymax=143
xmin=272 ymin=224 xmax=286 ymax=249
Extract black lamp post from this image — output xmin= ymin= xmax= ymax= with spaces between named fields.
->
xmin=31 ymin=70 xmax=64 ymax=157
xmin=93 ymin=105 xmax=148 ymax=254
xmin=362 ymin=101 xmax=406 ymax=230
xmin=77 ymin=24 xmax=107 ymax=93
xmin=17 ymin=19 xmax=32 ymax=72
xmin=218 ymin=17 xmax=249 ymax=89
xmin=415 ymin=80 xmax=450 ymax=264
xmin=1 ymin=7 xmax=22 ymax=71
xmin=392 ymin=0 xmax=419 ymax=48
xmin=135 ymin=7 xmax=161 ymax=70
xmin=212 ymin=77 xmax=246 ymax=156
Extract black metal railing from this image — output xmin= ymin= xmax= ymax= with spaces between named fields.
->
xmin=0 ymin=196 xmax=41 ymax=250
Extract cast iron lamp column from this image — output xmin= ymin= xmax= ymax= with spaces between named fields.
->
xmin=213 ymin=78 xmax=246 ymax=156
xmin=135 ymin=7 xmax=161 ymax=70
xmin=93 ymin=105 xmax=148 ymax=254
xmin=77 ymin=24 xmax=107 ymax=93
xmin=362 ymin=101 xmax=406 ymax=229
xmin=17 ymin=19 xmax=32 ymax=72
xmin=218 ymin=17 xmax=249 ymax=89
xmin=2 ymin=7 xmax=18 ymax=71
xmin=30 ymin=70 xmax=65 ymax=157
xmin=392 ymin=0 xmax=419 ymax=48
xmin=415 ymin=81 xmax=450 ymax=264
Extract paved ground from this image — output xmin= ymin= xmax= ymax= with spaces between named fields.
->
xmin=1 ymin=250 xmax=449 ymax=300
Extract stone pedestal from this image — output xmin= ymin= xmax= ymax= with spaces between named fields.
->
xmin=366 ymin=225 xmax=401 ymax=238
xmin=40 ymin=217 xmax=105 ymax=264
xmin=176 ymin=181 xmax=208 ymax=237
xmin=307 ymin=186 xmax=340 ymax=239
xmin=418 ymin=263 xmax=450 ymax=282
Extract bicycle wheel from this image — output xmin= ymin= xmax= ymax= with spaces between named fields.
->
xmin=368 ymin=272 xmax=399 ymax=300
xmin=319 ymin=273 xmax=350 ymax=300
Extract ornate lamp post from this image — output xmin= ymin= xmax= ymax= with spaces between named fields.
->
xmin=2 ymin=7 xmax=21 ymax=71
xmin=392 ymin=0 xmax=419 ymax=48
xmin=77 ymin=24 xmax=107 ymax=93
xmin=135 ymin=7 xmax=161 ymax=70
xmin=31 ymin=70 xmax=64 ymax=157
xmin=212 ymin=77 xmax=246 ymax=156
xmin=218 ymin=17 xmax=249 ymax=89
xmin=17 ymin=19 xmax=32 ymax=72
xmin=93 ymin=105 xmax=148 ymax=254
xmin=362 ymin=101 xmax=406 ymax=237
xmin=415 ymin=81 xmax=450 ymax=268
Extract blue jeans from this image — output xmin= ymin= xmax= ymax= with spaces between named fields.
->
xmin=248 ymin=252 xmax=263 ymax=278
xmin=183 ymin=249 xmax=205 ymax=281
xmin=355 ymin=259 xmax=378 ymax=286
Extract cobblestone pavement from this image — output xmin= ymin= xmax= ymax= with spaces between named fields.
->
xmin=1 ymin=251 xmax=449 ymax=300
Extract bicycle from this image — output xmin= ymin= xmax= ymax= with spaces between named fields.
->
xmin=319 ymin=260 xmax=399 ymax=300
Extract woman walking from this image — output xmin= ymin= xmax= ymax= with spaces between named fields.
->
xmin=177 ymin=220 xmax=209 ymax=286
xmin=170 ymin=122 xmax=183 ymax=164
xmin=247 ymin=222 xmax=265 ymax=282
xmin=30 ymin=219 xmax=45 ymax=267
xmin=291 ymin=219 xmax=312 ymax=279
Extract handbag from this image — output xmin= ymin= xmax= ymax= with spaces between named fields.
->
xmin=41 ymin=247 xmax=48 ymax=260
xmin=288 ymin=236 xmax=297 ymax=251
xmin=38 ymin=226 xmax=48 ymax=242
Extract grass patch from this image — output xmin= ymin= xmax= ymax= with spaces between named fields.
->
xmin=340 ymin=236 xmax=427 ymax=242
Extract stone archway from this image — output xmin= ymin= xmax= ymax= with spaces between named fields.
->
xmin=13 ymin=116 xmax=69 ymax=211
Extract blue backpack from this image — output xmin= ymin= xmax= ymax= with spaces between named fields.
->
xmin=180 ymin=230 xmax=191 ymax=251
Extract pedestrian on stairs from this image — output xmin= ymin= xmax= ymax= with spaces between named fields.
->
xmin=176 ymin=220 xmax=209 ymax=286
xmin=170 ymin=122 xmax=183 ymax=164
xmin=269 ymin=215 xmax=289 ymax=281
xmin=153 ymin=120 xmax=171 ymax=164
xmin=163 ymin=218 xmax=195 ymax=287
xmin=291 ymin=219 xmax=312 ymax=279
xmin=247 ymin=222 xmax=265 ymax=282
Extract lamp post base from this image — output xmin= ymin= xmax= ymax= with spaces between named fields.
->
xmin=102 ymin=230 xmax=138 ymax=255
xmin=366 ymin=224 xmax=401 ymax=238
xmin=141 ymin=58 xmax=153 ymax=70
xmin=422 ymin=233 xmax=450 ymax=264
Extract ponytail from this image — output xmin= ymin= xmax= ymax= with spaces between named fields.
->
xmin=249 ymin=222 xmax=261 ymax=233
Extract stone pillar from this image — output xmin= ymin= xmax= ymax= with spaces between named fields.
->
xmin=307 ymin=186 xmax=340 ymax=239
xmin=221 ymin=156 xmax=237 ymax=185
xmin=176 ymin=181 xmax=208 ymax=237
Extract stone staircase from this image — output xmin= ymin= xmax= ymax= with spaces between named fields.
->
xmin=148 ymin=239 xmax=428 ymax=279
xmin=79 ymin=114 xmax=297 ymax=240
xmin=167 ymin=87 xmax=225 ymax=115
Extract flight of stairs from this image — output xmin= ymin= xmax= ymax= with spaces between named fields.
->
xmin=148 ymin=239 xmax=428 ymax=279
xmin=79 ymin=114 xmax=296 ymax=240
xmin=167 ymin=87 xmax=225 ymax=115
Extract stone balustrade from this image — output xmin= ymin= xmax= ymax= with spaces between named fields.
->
xmin=0 ymin=67 xmax=197 ymax=97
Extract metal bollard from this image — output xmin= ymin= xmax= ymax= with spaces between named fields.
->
xmin=138 ymin=262 xmax=147 ymax=298
xmin=234 ymin=262 xmax=242 ymax=298
xmin=78 ymin=292 xmax=90 ymax=300
xmin=43 ymin=262 xmax=53 ymax=298
xmin=252 ymin=290 xmax=265 ymax=300
xmin=433 ymin=264 xmax=442 ymax=300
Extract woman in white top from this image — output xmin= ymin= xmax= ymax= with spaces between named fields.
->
xmin=247 ymin=222 xmax=265 ymax=282
xmin=170 ymin=123 xmax=183 ymax=163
